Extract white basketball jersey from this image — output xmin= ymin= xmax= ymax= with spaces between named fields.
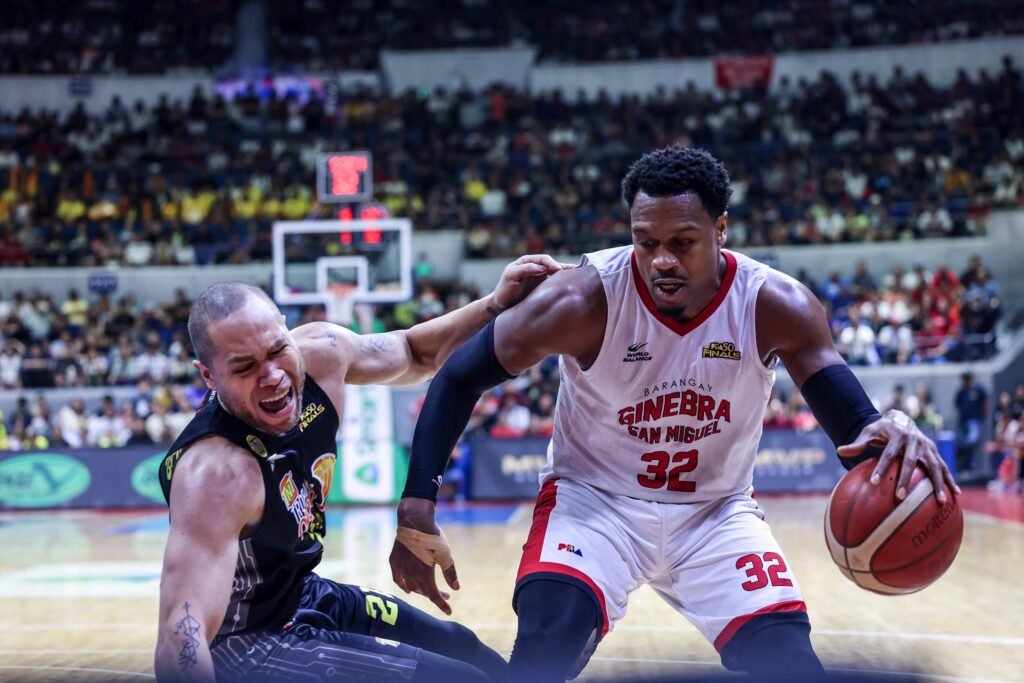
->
xmin=543 ymin=246 xmax=776 ymax=502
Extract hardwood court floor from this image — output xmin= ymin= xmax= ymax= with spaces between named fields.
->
xmin=0 ymin=492 xmax=1022 ymax=682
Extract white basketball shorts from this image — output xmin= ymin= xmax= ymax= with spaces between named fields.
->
xmin=515 ymin=478 xmax=807 ymax=652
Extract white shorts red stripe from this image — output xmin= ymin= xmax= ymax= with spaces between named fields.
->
xmin=712 ymin=599 xmax=808 ymax=652
xmin=516 ymin=479 xmax=610 ymax=638
xmin=514 ymin=478 xmax=807 ymax=649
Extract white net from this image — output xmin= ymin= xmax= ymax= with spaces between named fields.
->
xmin=325 ymin=283 xmax=357 ymax=326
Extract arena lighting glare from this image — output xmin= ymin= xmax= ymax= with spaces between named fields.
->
xmin=317 ymin=151 xmax=373 ymax=203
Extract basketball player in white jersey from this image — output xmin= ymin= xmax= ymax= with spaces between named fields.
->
xmin=391 ymin=146 xmax=959 ymax=681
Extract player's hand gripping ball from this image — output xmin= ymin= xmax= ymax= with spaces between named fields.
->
xmin=825 ymin=457 xmax=963 ymax=594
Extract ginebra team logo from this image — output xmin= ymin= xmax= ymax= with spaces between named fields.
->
xmin=311 ymin=453 xmax=336 ymax=510
xmin=279 ymin=471 xmax=316 ymax=538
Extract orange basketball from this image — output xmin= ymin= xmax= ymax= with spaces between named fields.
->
xmin=824 ymin=457 xmax=963 ymax=595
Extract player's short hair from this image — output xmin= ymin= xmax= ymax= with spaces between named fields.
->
xmin=621 ymin=145 xmax=732 ymax=218
xmin=188 ymin=282 xmax=277 ymax=366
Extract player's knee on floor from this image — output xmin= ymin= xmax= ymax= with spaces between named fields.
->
xmin=510 ymin=579 xmax=601 ymax=681
xmin=353 ymin=587 xmax=508 ymax=681
xmin=719 ymin=611 xmax=825 ymax=681
xmin=409 ymin=617 xmax=507 ymax=681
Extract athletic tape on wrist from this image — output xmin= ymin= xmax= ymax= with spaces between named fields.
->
xmin=396 ymin=526 xmax=454 ymax=571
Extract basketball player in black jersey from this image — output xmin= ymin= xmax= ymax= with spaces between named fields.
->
xmin=154 ymin=254 xmax=564 ymax=683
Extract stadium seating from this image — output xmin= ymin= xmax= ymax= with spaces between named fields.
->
xmin=1 ymin=60 xmax=1020 ymax=268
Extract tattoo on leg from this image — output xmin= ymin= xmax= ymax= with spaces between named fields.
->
xmin=356 ymin=335 xmax=392 ymax=354
xmin=174 ymin=601 xmax=202 ymax=672
xmin=326 ymin=330 xmax=338 ymax=347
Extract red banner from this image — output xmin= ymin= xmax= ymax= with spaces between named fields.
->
xmin=714 ymin=55 xmax=775 ymax=89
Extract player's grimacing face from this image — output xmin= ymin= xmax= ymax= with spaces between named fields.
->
xmin=630 ymin=191 xmax=727 ymax=320
xmin=197 ymin=299 xmax=306 ymax=436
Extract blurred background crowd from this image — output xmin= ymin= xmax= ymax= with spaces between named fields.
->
xmin=1 ymin=57 xmax=1022 ymax=268
xmin=0 ymin=253 xmax=1014 ymax=458
xmin=2 ymin=0 xmax=1022 ymax=73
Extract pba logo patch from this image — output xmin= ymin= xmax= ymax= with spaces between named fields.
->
xmin=702 ymin=341 xmax=741 ymax=361
xmin=246 ymin=434 xmax=268 ymax=458
xmin=557 ymin=543 xmax=583 ymax=557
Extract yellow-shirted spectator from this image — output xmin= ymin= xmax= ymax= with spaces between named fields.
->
xmin=180 ymin=191 xmax=209 ymax=225
xmin=56 ymin=193 xmax=87 ymax=222
xmin=233 ymin=189 xmax=259 ymax=220
xmin=197 ymin=188 xmax=217 ymax=215
xmin=159 ymin=196 xmax=180 ymax=221
xmin=60 ymin=288 xmax=90 ymax=329
xmin=0 ymin=187 xmax=17 ymax=222
xmin=245 ymin=182 xmax=264 ymax=202
xmin=281 ymin=187 xmax=312 ymax=220
xmin=384 ymin=193 xmax=424 ymax=217
xmin=464 ymin=175 xmax=487 ymax=202
xmin=384 ymin=194 xmax=407 ymax=215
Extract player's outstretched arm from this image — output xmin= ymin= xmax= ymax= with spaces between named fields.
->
xmin=154 ymin=439 xmax=262 ymax=683
xmin=390 ymin=265 xmax=605 ymax=614
xmin=757 ymin=273 xmax=958 ymax=503
xmin=293 ymin=255 xmax=566 ymax=391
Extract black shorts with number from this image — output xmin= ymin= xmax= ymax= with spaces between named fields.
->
xmin=211 ymin=574 xmax=505 ymax=683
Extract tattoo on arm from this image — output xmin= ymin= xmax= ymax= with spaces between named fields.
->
xmin=355 ymin=335 xmax=392 ymax=354
xmin=326 ymin=330 xmax=338 ymax=347
xmin=174 ymin=601 xmax=202 ymax=672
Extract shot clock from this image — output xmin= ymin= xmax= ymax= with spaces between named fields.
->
xmin=316 ymin=151 xmax=373 ymax=203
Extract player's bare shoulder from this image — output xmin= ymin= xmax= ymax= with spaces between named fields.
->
xmin=755 ymin=269 xmax=819 ymax=343
xmin=755 ymin=268 xmax=835 ymax=369
xmin=756 ymin=269 xmax=819 ymax=318
xmin=495 ymin=263 xmax=606 ymax=371
xmin=513 ymin=262 xmax=604 ymax=327
xmin=169 ymin=435 xmax=264 ymax=531
xmin=293 ymin=321 xmax=352 ymax=360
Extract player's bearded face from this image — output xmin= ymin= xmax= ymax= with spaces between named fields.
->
xmin=630 ymin=191 xmax=727 ymax=320
xmin=200 ymin=301 xmax=307 ymax=436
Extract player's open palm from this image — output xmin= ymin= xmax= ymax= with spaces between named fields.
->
xmin=390 ymin=499 xmax=459 ymax=615
xmin=838 ymin=409 xmax=960 ymax=504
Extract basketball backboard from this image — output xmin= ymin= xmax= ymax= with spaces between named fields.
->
xmin=272 ymin=219 xmax=413 ymax=306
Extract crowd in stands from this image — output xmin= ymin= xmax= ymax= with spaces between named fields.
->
xmin=269 ymin=0 xmax=1024 ymax=69
xmin=806 ymin=255 xmax=1003 ymax=366
xmin=0 ymin=380 xmax=203 ymax=451
xmin=1 ymin=58 xmax=1022 ymax=267
xmin=987 ymin=384 xmax=1024 ymax=492
xmin=0 ymin=265 xmax=1010 ymax=455
xmin=0 ymin=250 xmax=1005 ymax=452
xmin=3 ymin=0 xmax=1022 ymax=73
xmin=764 ymin=380 xmax=948 ymax=435
xmin=0 ymin=0 xmax=234 ymax=75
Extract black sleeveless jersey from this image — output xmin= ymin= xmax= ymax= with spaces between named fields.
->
xmin=159 ymin=376 xmax=340 ymax=637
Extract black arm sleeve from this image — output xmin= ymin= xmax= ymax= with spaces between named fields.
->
xmin=799 ymin=364 xmax=883 ymax=470
xmin=402 ymin=321 xmax=515 ymax=501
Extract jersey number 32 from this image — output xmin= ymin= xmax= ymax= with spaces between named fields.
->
xmin=637 ymin=450 xmax=698 ymax=492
